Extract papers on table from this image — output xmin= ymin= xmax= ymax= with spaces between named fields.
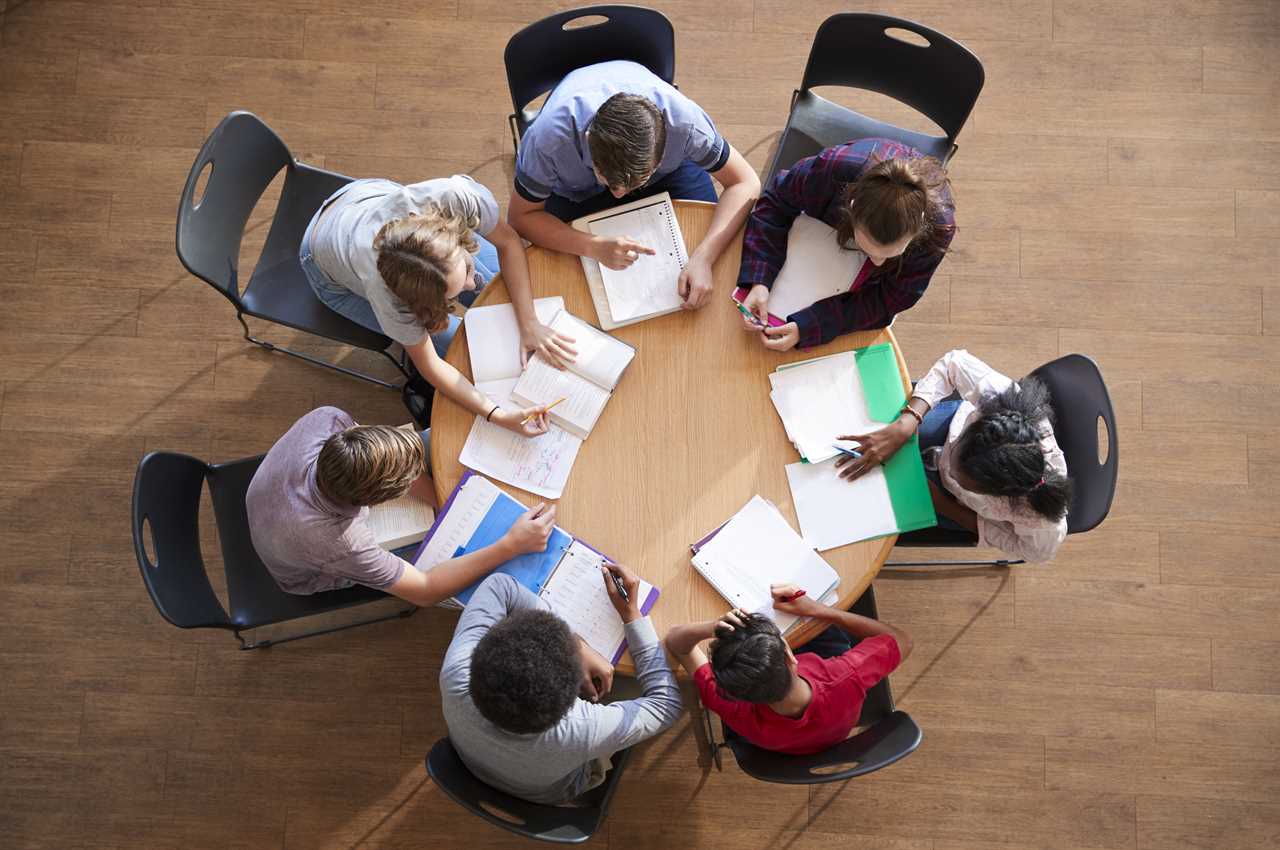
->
xmin=768 ymin=214 xmax=865 ymax=319
xmin=540 ymin=540 xmax=659 ymax=665
xmin=460 ymin=378 xmax=583 ymax=499
xmin=691 ymin=495 xmax=839 ymax=634
xmin=586 ymin=195 xmax=687 ymax=323
xmin=367 ymin=493 xmax=435 ymax=551
xmin=769 ymin=351 xmax=887 ymax=464
xmin=464 ymin=296 xmax=565 ymax=384
xmin=784 ymin=457 xmax=900 ymax=551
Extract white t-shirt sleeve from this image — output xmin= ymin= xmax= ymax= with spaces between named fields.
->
xmin=913 ymin=349 xmax=1015 ymax=410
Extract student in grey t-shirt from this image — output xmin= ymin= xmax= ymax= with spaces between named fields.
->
xmin=300 ymin=175 xmax=576 ymax=441
xmin=246 ymin=407 xmax=557 ymax=605
xmin=507 ymin=60 xmax=761 ymax=311
xmin=440 ymin=567 xmax=682 ymax=804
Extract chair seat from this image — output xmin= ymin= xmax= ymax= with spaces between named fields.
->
xmin=772 ymin=90 xmax=952 ymax=179
xmin=241 ymin=256 xmax=392 ymax=351
xmin=895 ymin=525 xmax=980 ymax=547
xmin=726 ymin=710 xmax=922 ymax=784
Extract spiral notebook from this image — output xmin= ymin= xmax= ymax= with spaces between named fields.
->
xmin=573 ymin=192 xmax=687 ymax=328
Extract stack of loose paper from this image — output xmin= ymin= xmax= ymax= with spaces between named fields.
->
xmin=731 ymin=214 xmax=865 ymax=324
xmin=773 ymin=343 xmax=936 ymax=550
xmin=368 ymin=493 xmax=435 ymax=551
xmin=461 ymin=297 xmax=583 ymax=498
xmin=691 ymin=495 xmax=839 ymax=634
xmin=572 ymin=192 xmax=687 ymax=329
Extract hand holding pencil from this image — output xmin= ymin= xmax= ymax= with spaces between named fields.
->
xmin=520 ymin=396 xmax=567 ymax=426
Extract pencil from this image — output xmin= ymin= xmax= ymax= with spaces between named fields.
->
xmin=521 ymin=396 xmax=567 ymax=425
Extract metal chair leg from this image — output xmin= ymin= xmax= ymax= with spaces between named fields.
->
xmin=235 ymin=605 xmax=417 ymax=650
xmin=881 ymin=557 xmax=1025 ymax=571
xmin=702 ymin=706 xmax=724 ymax=771
xmin=508 ymin=114 xmax=521 ymax=154
xmin=237 ymin=313 xmax=410 ymax=391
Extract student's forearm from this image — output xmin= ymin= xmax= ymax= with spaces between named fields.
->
xmin=399 ymin=538 xmax=518 ymax=607
xmin=491 ymin=228 xmax=539 ymax=326
xmin=510 ymin=208 xmax=596 ymax=257
xmin=934 ymin=490 xmax=979 ymax=533
xmin=664 ymin=621 xmax=716 ymax=657
xmin=408 ymin=345 xmax=493 ymax=417
xmin=689 ymin=181 xmax=756 ymax=267
xmin=807 ymin=603 xmax=913 ymax=661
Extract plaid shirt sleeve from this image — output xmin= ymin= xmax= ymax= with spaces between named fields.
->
xmin=737 ymin=146 xmax=849 ymax=290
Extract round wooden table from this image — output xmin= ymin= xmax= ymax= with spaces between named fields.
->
xmin=431 ymin=201 xmax=912 ymax=674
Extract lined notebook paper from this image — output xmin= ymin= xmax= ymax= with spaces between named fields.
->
xmin=578 ymin=193 xmax=687 ymax=325
xmin=368 ymin=494 xmax=435 ymax=551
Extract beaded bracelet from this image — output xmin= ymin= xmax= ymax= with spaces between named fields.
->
xmin=900 ymin=403 xmax=924 ymax=426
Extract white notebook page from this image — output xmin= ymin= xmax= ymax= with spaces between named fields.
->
xmin=769 ymin=351 xmax=885 ymax=463
xmin=412 ymin=476 xmax=499 ymax=570
xmin=367 ymin=493 xmax=436 ymax=551
xmin=539 ymin=540 xmax=655 ymax=662
xmin=512 ymin=357 xmax=610 ymax=437
xmin=459 ymin=379 xmax=583 ymax=499
xmin=785 ymin=457 xmax=898 ymax=551
xmin=767 ymin=215 xmax=864 ymax=319
xmin=548 ymin=311 xmax=633 ymax=389
xmin=588 ymin=198 xmax=687 ymax=322
xmin=464 ymin=297 xmax=565 ymax=383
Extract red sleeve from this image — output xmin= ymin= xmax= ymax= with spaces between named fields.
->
xmin=694 ymin=661 xmax=757 ymax=732
xmin=829 ymin=633 xmax=902 ymax=691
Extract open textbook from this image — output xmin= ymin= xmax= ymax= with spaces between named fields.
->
xmin=691 ymin=495 xmax=840 ymax=635
xmin=461 ymin=297 xmax=584 ymax=498
xmin=414 ymin=472 xmax=659 ymax=663
xmin=510 ymin=310 xmax=635 ymax=440
xmin=572 ymin=192 xmax=688 ymax=329
xmin=732 ymin=214 xmax=865 ymax=325
xmin=368 ymin=493 xmax=435 ymax=551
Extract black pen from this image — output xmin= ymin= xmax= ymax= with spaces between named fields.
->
xmin=606 ymin=564 xmax=630 ymax=603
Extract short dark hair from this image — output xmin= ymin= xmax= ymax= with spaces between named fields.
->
xmin=587 ymin=93 xmax=667 ymax=190
xmin=469 ymin=609 xmax=581 ymax=734
xmin=709 ymin=613 xmax=792 ymax=703
xmin=954 ymin=376 xmax=1073 ymax=522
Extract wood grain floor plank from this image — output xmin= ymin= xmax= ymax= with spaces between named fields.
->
xmin=1053 ymin=0 xmax=1280 ymax=48
xmin=890 ymin=320 xmax=1061 ymax=383
xmin=1141 ymin=379 xmax=1280 ymax=433
xmin=1159 ymin=532 xmax=1280 ymax=589
xmin=1137 ymin=796 xmax=1280 ymax=850
xmin=0 ymin=282 xmax=138 ymax=337
xmin=1155 ymin=688 xmax=1280 ymax=747
xmin=1211 ymin=640 xmax=1280 ymax=695
xmin=456 ymin=0 xmax=756 ymax=33
xmin=1237 ymin=189 xmax=1280 ymax=239
xmin=1110 ymin=138 xmax=1280 ymax=189
xmin=0 ymin=186 xmax=111 ymax=236
xmin=1021 ymin=229 xmax=1280 ymax=285
xmin=945 ymin=133 xmax=1109 ymax=185
xmin=0 ymin=689 xmax=85 ymax=749
xmin=753 ymin=0 xmax=1054 ymax=41
xmin=1204 ymin=45 xmax=1280 ymax=95
xmin=972 ymin=40 xmax=1203 ymax=94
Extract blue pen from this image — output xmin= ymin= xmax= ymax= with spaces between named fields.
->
xmin=831 ymin=444 xmax=862 ymax=459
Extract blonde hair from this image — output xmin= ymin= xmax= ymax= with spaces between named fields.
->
xmin=373 ymin=205 xmax=478 ymax=333
xmin=315 ymin=425 xmax=425 ymax=507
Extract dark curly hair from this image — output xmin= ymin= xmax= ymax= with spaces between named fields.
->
xmin=709 ymin=612 xmax=792 ymax=704
xmin=953 ymin=376 xmax=1073 ymax=522
xmin=469 ymin=609 xmax=580 ymax=734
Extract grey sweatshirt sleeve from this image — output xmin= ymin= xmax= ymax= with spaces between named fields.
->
xmin=440 ymin=573 xmax=547 ymax=696
xmin=579 ymin=616 xmax=683 ymax=757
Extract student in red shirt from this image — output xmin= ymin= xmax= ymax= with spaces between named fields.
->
xmin=665 ymin=584 xmax=912 ymax=755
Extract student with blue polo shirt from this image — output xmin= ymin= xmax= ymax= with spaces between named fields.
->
xmin=507 ymin=60 xmax=761 ymax=310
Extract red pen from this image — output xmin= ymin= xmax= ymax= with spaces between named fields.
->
xmin=780 ymin=589 xmax=807 ymax=603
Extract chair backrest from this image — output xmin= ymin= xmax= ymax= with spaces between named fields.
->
xmin=426 ymin=738 xmax=630 ymax=844
xmin=132 ymin=452 xmax=232 ymax=631
xmin=176 ymin=111 xmax=294 ymax=304
xmin=504 ymin=5 xmax=675 ymax=136
xmin=1028 ymin=354 xmax=1119 ymax=534
xmin=800 ymin=13 xmax=984 ymax=143
xmin=727 ymin=710 xmax=923 ymax=785
xmin=848 ymin=585 xmax=896 ymax=724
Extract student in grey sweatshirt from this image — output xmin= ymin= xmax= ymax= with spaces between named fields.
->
xmin=439 ymin=565 xmax=682 ymax=804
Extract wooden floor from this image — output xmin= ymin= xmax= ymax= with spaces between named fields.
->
xmin=2 ymin=0 xmax=1279 ymax=847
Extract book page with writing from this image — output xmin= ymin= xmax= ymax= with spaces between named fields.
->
xmin=767 ymin=214 xmax=865 ymax=320
xmin=511 ymin=357 xmax=610 ymax=439
xmin=413 ymin=476 xmax=498 ymax=570
xmin=548 ymin=311 xmax=634 ymax=390
xmin=539 ymin=540 xmax=656 ymax=663
xmin=587 ymin=198 xmax=686 ymax=322
xmin=692 ymin=496 xmax=838 ymax=633
xmin=785 ymin=457 xmax=899 ymax=551
xmin=464 ymin=297 xmax=565 ymax=383
xmin=459 ymin=379 xmax=583 ymax=499
xmin=769 ymin=352 xmax=885 ymax=462
xmin=368 ymin=494 xmax=436 ymax=551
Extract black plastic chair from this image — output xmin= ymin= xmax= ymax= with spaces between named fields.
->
xmin=503 ymin=5 xmax=675 ymax=150
xmin=177 ymin=111 xmax=409 ymax=390
xmin=886 ymin=353 xmax=1119 ymax=569
xmin=426 ymin=737 xmax=633 ymax=844
xmin=132 ymin=451 xmax=415 ymax=650
xmin=765 ymin=13 xmax=984 ymax=183
xmin=703 ymin=586 xmax=922 ymax=783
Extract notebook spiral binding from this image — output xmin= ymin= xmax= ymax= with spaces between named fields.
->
xmin=659 ymin=205 xmax=687 ymax=268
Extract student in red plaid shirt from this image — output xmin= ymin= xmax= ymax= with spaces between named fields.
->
xmin=737 ymin=138 xmax=956 ymax=351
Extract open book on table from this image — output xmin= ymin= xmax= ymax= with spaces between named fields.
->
xmin=690 ymin=495 xmax=839 ymax=635
xmin=509 ymin=309 xmax=635 ymax=440
xmin=414 ymin=472 xmax=659 ymax=663
xmin=731 ymin=214 xmax=865 ymax=326
xmin=572 ymin=192 xmax=688 ymax=329
xmin=368 ymin=493 xmax=435 ymax=551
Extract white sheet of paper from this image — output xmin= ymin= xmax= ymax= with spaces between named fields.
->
xmin=512 ymin=357 xmax=611 ymax=438
xmin=413 ymin=475 xmax=501 ymax=570
xmin=539 ymin=540 xmax=656 ymax=663
xmin=692 ymin=495 xmax=838 ymax=633
xmin=459 ymin=379 xmax=584 ymax=499
xmin=767 ymin=214 xmax=865 ymax=319
xmin=548 ymin=311 xmax=633 ymax=389
xmin=768 ymin=351 xmax=885 ymax=463
xmin=588 ymin=199 xmax=687 ymax=322
xmin=367 ymin=493 xmax=436 ymax=551
xmin=464 ymin=297 xmax=565 ymax=383
xmin=785 ymin=457 xmax=899 ymax=551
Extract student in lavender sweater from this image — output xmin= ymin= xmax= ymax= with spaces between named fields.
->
xmin=246 ymin=407 xmax=555 ymax=606
xmin=440 ymin=564 xmax=682 ymax=804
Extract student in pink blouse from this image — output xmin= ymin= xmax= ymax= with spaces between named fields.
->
xmin=836 ymin=350 xmax=1073 ymax=563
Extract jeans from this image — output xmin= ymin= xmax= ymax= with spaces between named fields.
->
xmin=543 ymin=159 xmax=719 ymax=222
xmin=918 ymin=398 xmax=964 ymax=531
xmin=299 ymin=186 xmax=499 ymax=359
